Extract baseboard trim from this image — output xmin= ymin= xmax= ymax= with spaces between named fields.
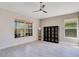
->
xmin=60 ymin=41 xmax=78 ymax=46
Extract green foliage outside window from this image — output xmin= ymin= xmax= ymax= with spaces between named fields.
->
xmin=64 ymin=18 xmax=77 ymax=38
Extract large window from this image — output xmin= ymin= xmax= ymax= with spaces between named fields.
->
xmin=64 ymin=18 xmax=78 ymax=38
xmin=15 ymin=20 xmax=33 ymax=38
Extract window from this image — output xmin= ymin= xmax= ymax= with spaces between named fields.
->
xmin=15 ymin=20 xmax=33 ymax=38
xmin=64 ymin=18 xmax=78 ymax=38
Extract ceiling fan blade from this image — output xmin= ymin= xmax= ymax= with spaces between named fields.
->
xmin=41 ymin=5 xmax=45 ymax=9
xmin=33 ymin=2 xmax=47 ymax=13
xmin=42 ymin=5 xmax=45 ymax=8
xmin=33 ymin=10 xmax=40 ymax=12
xmin=40 ymin=2 xmax=45 ymax=9
xmin=42 ymin=10 xmax=47 ymax=13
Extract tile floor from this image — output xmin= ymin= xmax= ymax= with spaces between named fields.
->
xmin=0 ymin=40 xmax=79 ymax=57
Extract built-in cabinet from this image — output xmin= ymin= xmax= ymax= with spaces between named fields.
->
xmin=43 ymin=26 xmax=59 ymax=43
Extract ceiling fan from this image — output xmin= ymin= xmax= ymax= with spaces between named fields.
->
xmin=33 ymin=2 xmax=47 ymax=13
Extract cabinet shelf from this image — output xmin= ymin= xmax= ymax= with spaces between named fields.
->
xmin=44 ymin=26 xmax=59 ymax=43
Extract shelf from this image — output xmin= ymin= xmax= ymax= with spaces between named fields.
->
xmin=44 ymin=26 xmax=59 ymax=43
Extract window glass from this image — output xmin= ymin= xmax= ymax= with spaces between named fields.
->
xmin=15 ymin=20 xmax=32 ymax=38
xmin=64 ymin=18 xmax=77 ymax=38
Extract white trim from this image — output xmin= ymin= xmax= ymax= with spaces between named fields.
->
xmin=64 ymin=18 xmax=78 ymax=39
xmin=64 ymin=37 xmax=78 ymax=39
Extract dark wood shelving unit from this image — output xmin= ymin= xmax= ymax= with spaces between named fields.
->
xmin=43 ymin=26 xmax=59 ymax=43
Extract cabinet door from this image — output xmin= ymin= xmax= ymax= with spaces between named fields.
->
xmin=44 ymin=27 xmax=47 ymax=41
xmin=54 ymin=26 xmax=59 ymax=43
xmin=49 ymin=27 xmax=52 ymax=42
xmin=44 ymin=26 xmax=59 ymax=43
xmin=47 ymin=27 xmax=49 ymax=42
xmin=51 ymin=27 xmax=55 ymax=42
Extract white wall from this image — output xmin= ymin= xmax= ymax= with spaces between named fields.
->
xmin=0 ymin=8 xmax=39 ymax=49
xmin=41 ymin=12 xmax=79 ymax=45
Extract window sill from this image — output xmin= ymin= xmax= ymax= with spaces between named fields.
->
xmin=64 ymin=37 xmax=77 ymax=39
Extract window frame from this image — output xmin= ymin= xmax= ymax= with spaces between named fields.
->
xmin=64 ymin=18 xmax=78 ymax=39
xmin=14 ymin=20 xmax=33 ymax=38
